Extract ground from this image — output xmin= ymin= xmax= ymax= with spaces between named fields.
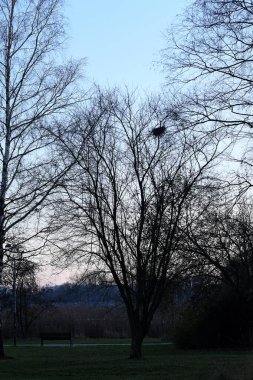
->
xmin=0 ymin=340 xmax=252 ymax=379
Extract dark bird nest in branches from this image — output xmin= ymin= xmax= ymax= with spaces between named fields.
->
xmin=151 ymin=126 xmax=166 ymax=137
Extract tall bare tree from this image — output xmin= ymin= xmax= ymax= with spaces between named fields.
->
xmin=162 ymin=0 xmax=253 ymax=188
xmin=163 ymin=0 xmax=253 ymax=122
xmin=0 ymin=0 xmax=83 ymax=357
xmin=49 ymin=90 xmax=223 ymax=358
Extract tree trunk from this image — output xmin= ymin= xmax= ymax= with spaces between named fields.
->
xmin=0 ymin=316 xmax=5 ymax=359
xmin=129 ymin=321 xmax=145 ymax=359
xmin=129 ymin=334 xmax=143 ymax=359
xmin=127 ymin=307 xmax=151 ymax=359
xmin=0 ymin=246 xmax=5 ymax=358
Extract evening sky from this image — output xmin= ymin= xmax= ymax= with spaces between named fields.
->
xmin=41 ymin=0 xmax=188 ymax=285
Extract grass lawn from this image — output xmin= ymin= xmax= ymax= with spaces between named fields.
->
xmin=3 ymin=337 xmax=162 ymax=346
xmin=0 ymin=344 xmax=253 ymax=380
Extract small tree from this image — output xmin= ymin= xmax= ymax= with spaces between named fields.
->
xmin=174 ymin=200 xmax=253 ymax=349
xmin=49 ymin=90 xmax=222 ymax=358
xmin=184 ymin=198 xmax=253 ymax=300
xmin=2 ymin=245 xmax=49 ymax=339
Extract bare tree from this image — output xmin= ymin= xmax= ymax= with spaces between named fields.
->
xmin=0 ymin=0 xmax=84 ymax=357
xmin=183 ymin=195 xmax=253 ymax=296
xmin=1 ymin=244 xmax=46 ymax=340
xmin=163 ymin=0 xmax=253 ymax=122
xmin=162 ymin=0 xmax=253 ymax=190
xmin=49 ymin=90 xmax=223 ymax=358
xmin=180 ymin=193 xmax=253 ymax=343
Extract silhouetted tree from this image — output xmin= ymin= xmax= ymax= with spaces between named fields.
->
xmin=2 ymin=246 xmax=49 ymax=339
xmin=0 ymin=0 xmax=83 ymax=358
xmin=184 ymin=199 xmax=253 ymax=301
xmin=163 ymin=0 xmax=253 ymax=126
xmin=49 ymin=90 xmax=222 ymax=358
xmin=163 ymin=0 xmax=253 ymax=193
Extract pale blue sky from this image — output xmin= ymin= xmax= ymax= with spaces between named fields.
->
xmin=64 ymin=1 xmax=188 ymax=92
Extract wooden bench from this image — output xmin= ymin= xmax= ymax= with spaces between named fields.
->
xmin=40 ymin=332 xmax=72 ymax=346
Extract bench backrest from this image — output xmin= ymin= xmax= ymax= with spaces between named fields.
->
xmin=40 ymin=333 xmax=71 ymax=340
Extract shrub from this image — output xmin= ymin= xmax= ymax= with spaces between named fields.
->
xmin=173 ymin=288 xmax=253 ymax=349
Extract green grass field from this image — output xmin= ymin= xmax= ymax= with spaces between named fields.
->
xmin=0 ymin=343 xmax=253 ymax=380
xmin=3 ymin=337 xmax=161 ymax=346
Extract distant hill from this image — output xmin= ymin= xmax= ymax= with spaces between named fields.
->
xmin=42 ymin=283 xmax=122 ymax=307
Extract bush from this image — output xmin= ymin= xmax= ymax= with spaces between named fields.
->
xmin=173 ymin=288 xmax=253 ymax=349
